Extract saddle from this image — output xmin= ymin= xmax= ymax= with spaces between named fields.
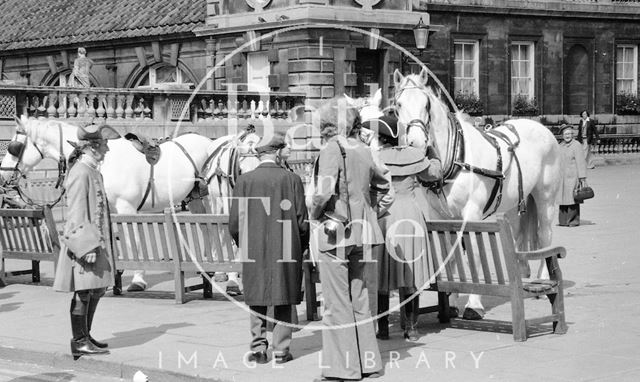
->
xmin=124 ymin=133 xmax=162 ymax=166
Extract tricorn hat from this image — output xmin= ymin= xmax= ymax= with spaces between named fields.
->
xmin=77 ymin=123 xmax=120 ymax=141
xmin=255 ymin=130 xmax=287 ymax=153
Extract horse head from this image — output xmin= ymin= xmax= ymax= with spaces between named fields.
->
xmin=393 ymin=68 xmax=450 ymax=156
xmin=344 ymin=88 xmax=384 ymax=123
xmin=0 ymin=116 xmax=48 ymax=185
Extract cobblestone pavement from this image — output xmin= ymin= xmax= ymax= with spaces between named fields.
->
xmin=0 ymin=164 xmax=639 ymax=381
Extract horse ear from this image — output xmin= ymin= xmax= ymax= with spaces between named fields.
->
xmin=419 ymin=67 xmax=429 ymax=86
xmin=343 ymin=93 xmax=355 ymax=106
xmin=393 ymin=69 xmax=404 ymax=87
xmin=372 ymin=88 xmax=382 ymax=107
xmin=14 ymin=115 xmax=26 ymax=133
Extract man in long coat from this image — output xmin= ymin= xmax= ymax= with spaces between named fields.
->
xmin=309 ymin=97 xmax=392 ymax=381
xmin=230 ymin=130 xmax=309 ymax=364
xmin=53 ymin=123 xmax=120 ymax=360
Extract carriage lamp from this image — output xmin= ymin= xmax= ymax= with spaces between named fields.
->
xmin=413 ymin=17 xmax=430 ymax=53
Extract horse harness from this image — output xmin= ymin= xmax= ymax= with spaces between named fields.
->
xmin=446 ymin=118 xmax=526 ymax=218
xmin=136 ymin=140 xmax=208 ymax=211
xmin=443 ymin=113 xmax=526 ymax=219
xmin=1 ymin=122 xmax=67 ymax=207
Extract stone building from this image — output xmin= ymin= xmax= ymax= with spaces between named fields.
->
xmin=1 ymin=0 xmax=640 ymax=134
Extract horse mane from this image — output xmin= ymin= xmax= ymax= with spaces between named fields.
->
xmin=424 ymin=86 xmax=450 ymax=137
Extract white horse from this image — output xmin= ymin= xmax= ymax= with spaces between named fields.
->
xmin=0 ymin=116 xmax=259 ymax=292
xmin=393 ymin=68 xmax=562 ymax=319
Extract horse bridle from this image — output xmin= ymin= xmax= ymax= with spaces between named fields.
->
xmin=0 ymin=123 xmax=68 ymax=206
xmin=394 ymin=77 xmax=431 ymax=140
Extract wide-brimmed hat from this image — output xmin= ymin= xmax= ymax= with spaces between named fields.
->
xmin=78 ymin=123 xmax=120 ymax=141
xmin=558 ymin=124 xmax=574 ymax=135
xmin=255 ymin=130 xmax=287 ymax=153
xmin=362 ymin=115 xmax=398 ymax=140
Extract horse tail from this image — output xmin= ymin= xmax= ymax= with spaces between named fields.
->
xmin=517 ymin=194 xmax=539 ymax=252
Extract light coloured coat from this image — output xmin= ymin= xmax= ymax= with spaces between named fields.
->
xmin=558 ymin=139 xmax=587 ymax=205
xmin=53 ymin=158 xmax=116 ymax=292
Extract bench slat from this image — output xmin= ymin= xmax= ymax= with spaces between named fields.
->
xmin=488 ymin=232 xmax=506 ymax=284
xmin=448 ymin=231 xmax=467 ymax=283
xmin=462 ymin=232 xmax=480 ymax=284
xmin=475 ymin=232 xmax=493 ymax=284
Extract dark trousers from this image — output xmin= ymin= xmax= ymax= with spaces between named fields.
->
xmin=249 ymin=305 xmax=293 ymax=354
xmin=318 ymin=245 xmax=382 ymax=380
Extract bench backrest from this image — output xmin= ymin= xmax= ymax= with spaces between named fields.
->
xmin=110 ymin=211 xmax=239 ymax=273
xmin=0 ymin=207 xmax=60 ymax=260
xmin=111 ymin=213 xmax=177 ymax=270
xmin=426 ymin=215 xmax=521 ymax=294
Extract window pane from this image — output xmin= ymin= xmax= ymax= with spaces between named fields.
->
xmin=455 ymin=44 xmax=463 ymax=59
xmin=455 ymin=62 xmax=463 ymax=77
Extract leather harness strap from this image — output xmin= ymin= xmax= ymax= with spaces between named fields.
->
xmin=487 ymin=124 xmax=526 ymax=214
xmin=136 ymin=140 xmax=204 ymax=211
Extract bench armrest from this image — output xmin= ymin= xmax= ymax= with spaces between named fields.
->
xmin=516 ymin=246 xmax=566 ymax=262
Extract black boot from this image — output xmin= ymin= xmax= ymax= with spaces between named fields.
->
xmin=87 ymin=295 xmax=108 ymax=349
xmin=70 ymin=293 xmax=109 ymax=360
xmin=376 ymin=293 xmax=389 ymax=340
xmin=403 ymin=293 xmax=419 ymax=341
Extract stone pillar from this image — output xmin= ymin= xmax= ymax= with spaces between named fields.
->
xmin=288 ymin=45 xmax=335 ymax=108
xmin=205 ymin=38 xmax=216 ymax=90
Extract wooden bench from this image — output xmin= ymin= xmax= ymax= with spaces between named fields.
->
xmin=111 ymin=209 xmax=239 ymax=303
xmin=0 ymin=207 xmax=61 ymax=286
xmin=425 ymin=215 xmax=567 ymax=341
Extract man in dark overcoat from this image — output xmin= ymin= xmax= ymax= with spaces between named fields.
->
xmin=230 ymin=130 xmax=309 ymax=364
xmin=577 ymin=109 xmax=599 ymax=169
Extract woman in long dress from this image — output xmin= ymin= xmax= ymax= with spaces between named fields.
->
xmin=375 ymin=116 xmax=442 ymax=341
xmin=558 ymin=124 xmax=588 ymax=226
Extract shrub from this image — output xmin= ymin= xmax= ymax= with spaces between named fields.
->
xmin=454 ymin=92 xmax=484 ymax=116
xmin=511 ymin=94 xmax=539 ymax=116
xmin=615 ymin=93 xmax=640 ymax=115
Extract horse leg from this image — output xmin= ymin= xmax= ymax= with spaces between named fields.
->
xmin=460 ymin=204 xmax=486 ymax=320
xmin=113 ymin=199 xmax=148 ymax=293
xmin=532 ymin=192 xmax=558 ymax=280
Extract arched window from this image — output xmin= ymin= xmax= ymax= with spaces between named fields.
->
xmin=131 ymin=62 xmax=196 ymax=89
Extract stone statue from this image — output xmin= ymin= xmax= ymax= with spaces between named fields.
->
xmin=69 ymin=48 xmax=93 ymax=88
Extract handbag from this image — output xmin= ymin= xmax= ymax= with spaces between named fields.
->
xmin=573 ymin=178 xmax=594 ymax=203
xmin=316 ymin=140 xmax=352 ymax=239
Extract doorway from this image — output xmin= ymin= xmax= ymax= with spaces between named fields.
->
xmin=355 ymin=49 xmax=382 ymax=98
xmin=564 ymin=43 xmax=592 ymax=115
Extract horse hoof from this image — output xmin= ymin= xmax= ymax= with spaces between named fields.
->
xmin=213 ymin=273 xmax=229 ymax=283
xmin=127 ymin=282 xmax=147 ymax=292
xmin=462 ymin=308 xmax=484 ymax=320
xmin=112 ymin=286 xmax=122 ymax=296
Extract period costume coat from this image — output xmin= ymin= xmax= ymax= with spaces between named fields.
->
xmin=53 ymin=157 xmax=116 ymax=292
xmin=558 ymin=139 xmax=587 ymax=206
xmin=378 ymin=146 xmax=442 ymax=292
xmin=229 ymin=161 xmax=309 ymax=306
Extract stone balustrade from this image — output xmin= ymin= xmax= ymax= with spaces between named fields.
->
xmin=0 ymin=85 xmax=306 ymax=134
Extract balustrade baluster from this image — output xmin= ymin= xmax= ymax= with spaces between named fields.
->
xmin=67 ymin=93 xmax=77 ymax=118
xmin=228 ymin=99 xmax=237 ymax=119
xmin=250 ymin=100 xmax=257 ymax=119
xmin=57 ymin=93 xmax=67 ymax=118
xmin=143 ymin=99 xmax=152 ymax=120
xmin=37 ymin=95 xmax=47 ymax=119
xmin=261 ymin=100 xmax=269 ymax=119
xmin=221 ymin=100 xmax=227 ymax=119
xmin=115 ymin=94 xmax=125 ymax=119
xmin=96 ymin=94 xmax=106 ymax=119
xmin=47 ymin=93 xmax=57 ymax=118
xmin=134 ymin=98 xmax=143 ymax=119
xmin=77 ymin=93 xmax=86 ymax=117
xmin=205 ymin=98 xmax=214 ymax=120
xmin=278 ymin=99 xmax=286 ymax=119
xmin=270 ymin=100 xmax=278 ymax=119
xmin=86 ymin=94 xmax=97 ymax=118
xmin=125 ymin=95 xmax=134 ymax=119
xmin=105 ymin=94 xmax=116 ymax=119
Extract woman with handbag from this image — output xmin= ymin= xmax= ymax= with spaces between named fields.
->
xmin=53 ymin=123 xmax=120 ymax=360
xmin=558 ymin=124 xmax=588 ymax=227
xmin=373 ymin=116 xmax=442 ymax=341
